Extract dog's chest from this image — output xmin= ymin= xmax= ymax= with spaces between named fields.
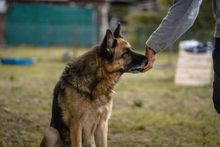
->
xmin=95 ymin=105 xmax=111 ymax=121
xmin=80 ymin=99 xmax=112 ymax=124
xmin=77 ymin=100 xmax=112 ymax=137
xmin=92 ymin=101 xmax=112 ymax=121
xmin=97 ymin=105 xmax=105 ymax=114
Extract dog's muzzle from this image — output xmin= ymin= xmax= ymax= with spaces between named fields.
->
xmin=124 ymin=56 xmax=148 ymax=73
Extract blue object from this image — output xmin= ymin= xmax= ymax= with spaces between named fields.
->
xmin=1 ymin=58 xmax=35 ymax=66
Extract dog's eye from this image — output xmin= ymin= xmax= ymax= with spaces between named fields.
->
xmin=121 ymin=49 xmax=130 ymax=57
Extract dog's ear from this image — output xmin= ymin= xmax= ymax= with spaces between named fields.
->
xmin=106 ymin=29 xmax=114 ymax=48
xmin=99 ymin=29 xmax=116 ymax=59
xmin=113 ymin=22 xmax=122 ymax=38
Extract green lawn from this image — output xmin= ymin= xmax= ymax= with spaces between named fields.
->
xmin=0 ymin=46 xmax=219 ymax=147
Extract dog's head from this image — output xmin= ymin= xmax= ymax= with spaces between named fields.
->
xmin=98 ymin=23 xmax=148 ymax=74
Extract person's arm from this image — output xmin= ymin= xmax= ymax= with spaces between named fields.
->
xmin=146 ymin=0 xmax=202 ymax=53
xmin=143 ymin=0 xmax=203 ymax=72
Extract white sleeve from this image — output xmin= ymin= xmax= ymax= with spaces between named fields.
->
xmin=146 ymin=0 xmax=203 ymax=53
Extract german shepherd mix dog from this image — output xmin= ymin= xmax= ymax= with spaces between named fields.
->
xmin=40 ymin=23 xmax=148 ymax=147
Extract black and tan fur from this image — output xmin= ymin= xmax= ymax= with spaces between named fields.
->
xmin=40 ymin=23 xmax=148 ymax=147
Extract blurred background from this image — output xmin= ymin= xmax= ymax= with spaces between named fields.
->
xmin=0 ymin=0 xmax=219 ymax=147
xmin=0 ymin=0 xmax=214 ymax=49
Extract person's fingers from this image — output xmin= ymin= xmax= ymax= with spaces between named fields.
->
xmin=143 ymin=45 xmax=156 ymax=73
xmin=143 ymin=61 xmax=153 ymax=72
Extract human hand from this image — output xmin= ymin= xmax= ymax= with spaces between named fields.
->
xmin=143 ymin=45 xmax=156 ymax=73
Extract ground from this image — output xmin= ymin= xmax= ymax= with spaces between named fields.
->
xmin=0 ymin=46 xmax=219 ymax=147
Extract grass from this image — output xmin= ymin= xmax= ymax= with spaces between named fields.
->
xmin=0 ymin=46 xmax=219 ymax=147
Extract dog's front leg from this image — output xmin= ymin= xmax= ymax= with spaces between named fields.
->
xmin=70 ymin=119 xmax=82 ymax=147
xmin=95 ymin=121 xmax=108 ymax=147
